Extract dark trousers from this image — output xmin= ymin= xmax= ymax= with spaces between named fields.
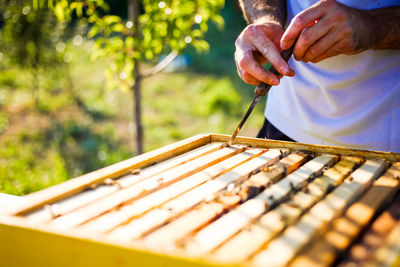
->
xmin=257 ymin=118 xmax=295 ymax=142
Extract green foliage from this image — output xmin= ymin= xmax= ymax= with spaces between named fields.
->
xmin=40 ymin=0 xmax=225 ymax=90
xmin=193 ymin=78 xmax=241 ymax=116
xmin=0 ymin=0 xmax=67 ymax=70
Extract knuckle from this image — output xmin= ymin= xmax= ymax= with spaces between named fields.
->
xmin=311 ymin=57 xmax=321 ymax=63
xmin=328 ymin=47 xmax=341 ymax=56
xmin=300 ymin=31 xmax=312 ymax=43
xmin=341 ymin=40 xmax=355 ymax=51
xmin=341 ymin=25 xmax=352 ymax=37
xmin=238 ymin=55 xmax=250 ymax=69
xmin=246 ymin=24 xmax=258 ymax=38
xmin=295 ymin=15 xmax=305 ymax=27
xmin=309 ymin=46 xmax=319 ymax=56
xmin=335 ymin=9 xmax=348 ymax=22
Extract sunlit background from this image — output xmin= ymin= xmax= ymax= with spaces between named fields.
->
xmin=0 ymin=1 xmax=265 ymax=195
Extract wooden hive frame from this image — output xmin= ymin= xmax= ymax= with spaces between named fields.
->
xmin=1 ymin=133 xmax=400 ymax=267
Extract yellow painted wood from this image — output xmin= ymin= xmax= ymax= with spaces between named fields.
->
xmin=1 ymin=134 xmax=400 ymax=267
xmin=0 ymin=215 xmax=243 ymax=267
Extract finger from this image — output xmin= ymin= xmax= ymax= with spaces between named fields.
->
xmin=242 ymin=71 xmax=260 ymax=85
xmin=236 ymin=49 xmax=280 ymax=85
xmin=250 ymin=31 xmax=293 ymax=76
xmin=293 ymin=17 xmax=331 ymax=61
xmin=281 ymin=2 xmax=327 ymax=50
xmin=302 ymin=29 xmax=339 ymax=62
xmin=310 ymin=39 xmax=345 ymax=63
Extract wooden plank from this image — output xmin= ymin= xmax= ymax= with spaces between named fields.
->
xmin=8 ymin=133 xmax=213 ymax=216
xmin=48 ymin=146 xmax=246 ymax=229
xmin=368 ymin=216 xmax=400 ymax=267
xmin=0 ymin=214 xmax=231 ymax=267
xmin=185 ymin=155 xmax=337 ymax=256
xmin=253 ymin=155 xmax=338 ymax=209
xmin=211 ymin=157 xmax=364 ymax=263
xmin=162 ymin=149 xmax=284 ymax=214
xmin=26 ymin=143 xmax=223 ymax=223
xmin=141 ymin=152 xmax=309 ymax=250
xmin=239 ymin=151 xmax=311 ymax=201
xmin=290 ymin=163 xmax=400 ymax=267
xmin=211 ymin=134 xmax=400 ymax=162
xmin=106 ymin=149 xmax=285 ymax=243
xmin=78 ymin=147 xmax=266 ymax=233
xmin=141 ymin=203 xmax=225 ymax=250
xmin=340 ymin=191 xmax=400 ymax=266
xmin=252 ymin=159 xmax=387 ymax=267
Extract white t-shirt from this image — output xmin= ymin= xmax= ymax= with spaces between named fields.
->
xmin=266 ymin=0 xmax=400 ymax=152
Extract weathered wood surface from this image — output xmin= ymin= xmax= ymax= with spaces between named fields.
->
xmin=253 ymin=159 xmax=387 ymax=267
xmin=368 ymin=214 xmax=400 ymax=267
xmin=211 ymin=134 xmax=400 ymax=162
xmin=212 ymin=156 xmax=363 ymax=263
xmin=80 ymin=147 xmax=265 ymax=233
xmin=290 ymin=162 xmax=400 ymax=267
xmin=161 ymin=149 xmax=283 ymax=215
xmin=26 ymin=143 xmax=223 ymax=223
xmin=185 ymin=155 xmax=337 ymax=256
xmin=8 ymin=134 xmax=213 ymax=216
xmin=106 ymin=149 xmax=284 ymax=242
xmin=49 ymin=145 xmax=245 ymax=229
xmin=141 ymin=152 xmax=308 ymax=250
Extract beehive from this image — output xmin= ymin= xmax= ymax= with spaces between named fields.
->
xmin=1 ymin=133 xmax=400 ymax=267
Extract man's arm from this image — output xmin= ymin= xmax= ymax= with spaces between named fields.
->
xmin=239 ymin=0 xmax=286 ymax=25
xmin=235 ymin=0 xmax=294 ymax=86
xmin=280 ymin=0 xmax=400 ymax=63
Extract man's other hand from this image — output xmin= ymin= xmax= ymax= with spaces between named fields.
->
xmin=235 ymin=21 xmax=295 ymax=86
xmin=281 ymin=0 xmax=373 ymax=63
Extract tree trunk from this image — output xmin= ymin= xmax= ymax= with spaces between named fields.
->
xmin=133 ymin=65 xmax=143 ymax=154
xmin=128 ymin=0 xmax=143 ymax=154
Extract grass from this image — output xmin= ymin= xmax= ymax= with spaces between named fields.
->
xmin=0 ymin=3 xmax=266 ymax=196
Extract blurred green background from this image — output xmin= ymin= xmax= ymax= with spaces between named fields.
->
xmin=0 ymin=1 xmax=266 ymax=195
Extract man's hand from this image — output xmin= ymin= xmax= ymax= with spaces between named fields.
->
xmin=281 ymin=0 xmax=374 ymax=63
xmin=235 ymin=21 xmax=295 ymax=86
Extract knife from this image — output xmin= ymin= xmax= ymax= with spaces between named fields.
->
xmin=228 ymin=47 xmax=294 ymax=145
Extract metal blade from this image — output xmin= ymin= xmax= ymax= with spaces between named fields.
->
xmin=228 ymin=45 xmax=296 ymax=145
xmin=228 ymin=95 xmax=262 ymax=145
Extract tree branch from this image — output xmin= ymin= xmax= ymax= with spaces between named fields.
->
xmin=142 ymin=50 xmax=179 ymax=78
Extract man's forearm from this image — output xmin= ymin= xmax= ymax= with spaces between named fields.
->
xmin=367 ymin=6 xmax=400 ymax=49
xmin=238 ymin=0 xmax=287 ymax=26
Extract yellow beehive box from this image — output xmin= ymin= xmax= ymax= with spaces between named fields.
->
xmin=1 ymin=134 xmax=400 ymax=267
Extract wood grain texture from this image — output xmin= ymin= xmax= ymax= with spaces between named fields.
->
xmin=185 ymin=155 xmax=337 ymax=256
xmin=211 ymin=134 xmax=400 ymax=162
xmin=290 ymin=162 xmax=400 ymax=267
xmin=26 ymin=143 xmax=223 ymax=223
xmin=49 ymin=145 xmax=245 ymax=229
xmin=253 ymin=159 xmax=387 ymax=267
xmin=212 ymin=156 xmax=363 ymax=263
xmin=81 ymin=147 xmax=264 ymax=233
xmin=7 ymin=134 xmax=213 ymax=216
xmin=105 ymin=149 xmax=283 ymax=242
xmin=141 ymin=152 xmax=306 ymax=250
